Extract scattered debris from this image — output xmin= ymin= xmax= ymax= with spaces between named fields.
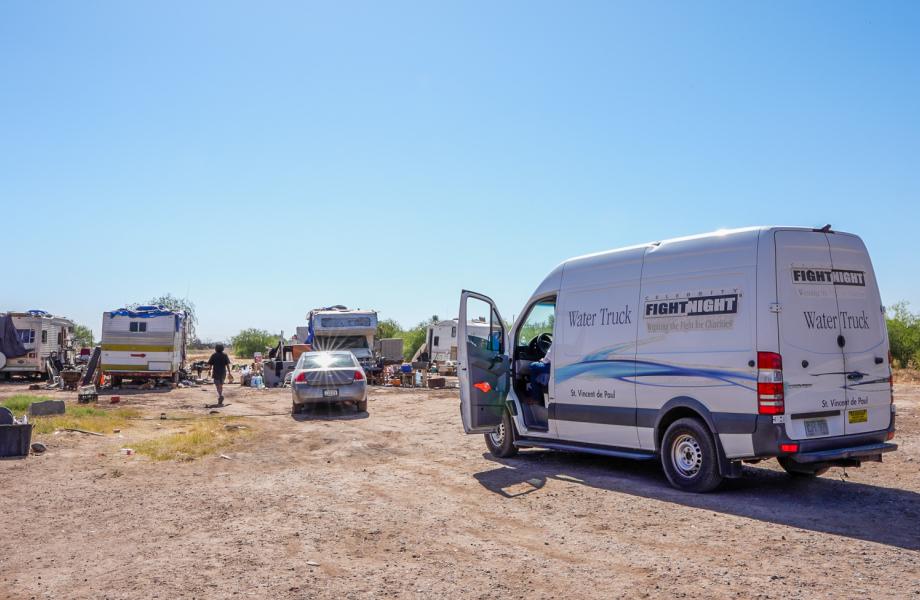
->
xmin=110 ymin=396 xmax=121 ymax=404
xmin=121 ymin=448 xmax=134 ymax=456
xmin=306 ymin=560 xmax=320 ymax=567
xmin=219 ymin=454 xmax=232 ymax=460
xmin=28 ymin=384 xmax=41 ymax=391
xmin=30 ymin=442 xmax=47 ymax=454
xmin=28 ymin=400 xmax=66 ymax=417
xmin=62 ymin=428 xmax=105 ymax=437
xmin=160 ymin=413 xmax=168 ymax=420
xmin=113 ymin=428 xmax=121 ymax=433
xmin=224 ymin=424 xmax=247 ymax=431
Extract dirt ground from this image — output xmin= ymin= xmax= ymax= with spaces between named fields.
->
xmin=1 ymin=379 xmax=918 ymax=600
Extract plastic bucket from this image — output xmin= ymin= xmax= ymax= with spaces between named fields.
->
xmin=0 ymin=424 xmax=34 ymax=458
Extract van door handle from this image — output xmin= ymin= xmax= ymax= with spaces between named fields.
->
xmin=874 ymin=356 xmax=884 ymax=365
xmin=837 ymin=335 xmax=846 ymax=348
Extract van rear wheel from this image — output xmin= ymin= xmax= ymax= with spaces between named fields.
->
xmin=484 ymin=409 xmax=518 ymax=458
xmin=661 ymin=418 xmax=723 ymax=493
xmin=778 ymin=457 xmax=829 ymax=477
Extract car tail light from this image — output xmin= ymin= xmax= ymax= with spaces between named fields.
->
xmin=779 ymin=443 xmax=799 ymax=453
xmin=757 ymin=352 xmax=784 ymax=415
xmin=887 ymin=431 xmax=895 ymax=441
xmin=294 ymin=371 xmax=308 ymax=383
xmin=353 ymin=370 xmax=365 ymax=381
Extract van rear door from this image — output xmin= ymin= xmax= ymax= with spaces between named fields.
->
xmin=457 ymin=291 xmax=511 ymax=434
xmin=826 ymin=234 xmax=892 ymax=435
xmin=775 ymin=230 xmax=847 ymax=441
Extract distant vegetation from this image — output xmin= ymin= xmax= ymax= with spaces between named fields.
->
xmin=71 ymin=324 xmax=95 ymax=347
xmin=376 ymin=316 xmax=439 ymax=360
xmin=231 ymin=328 xmax=278 ymax=358
xmin=887 ymin=302 xmax=920 ymax=369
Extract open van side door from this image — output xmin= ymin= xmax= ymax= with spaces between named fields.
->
xmin=458 ymin=290 xmax=511 ymax=433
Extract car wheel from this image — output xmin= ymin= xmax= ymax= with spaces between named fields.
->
xmin=660 ymin=417 xmax=723 ymax=493
xmin=484 ymin=409 xmax=518 ymax=458
xmin=356 ymin=399 xmax=368 ymax=412
xmin=778 ymin=457 xmax=829 ymax=477
xmin=291 ymin=401 xmax=301 ymax=415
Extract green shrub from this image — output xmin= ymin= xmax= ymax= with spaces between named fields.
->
xmin=887 ymin=302 xmax=920 ymax=368
xmin=230 ymin=328 xmax=278 ymax=358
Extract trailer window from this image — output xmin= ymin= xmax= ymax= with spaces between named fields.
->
xmin=41 ymin=330 xmax=47 ymax=343
xmin=451 ymin=326 xmax=456 ymax=338
xmin=433 ymin=336 xmax=440 ymax=347
xmin=16 ymin=329 xmax=35 ymax=344
xmin=129 ymin=322 xmax=148 ymax=333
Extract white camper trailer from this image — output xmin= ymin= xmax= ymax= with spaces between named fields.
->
xmin=0 ymin=310 xmax=74 ymax=379
xmin=426 ymin=318 xmax=490 ymax=362
xmin=458 ymin=226 xmax=896 ymax=492
xmin=100 ymin=306 xmax=187 ymax=384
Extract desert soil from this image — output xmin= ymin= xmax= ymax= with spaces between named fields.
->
xmin=0 ymin=380 xmax=918 ymax=600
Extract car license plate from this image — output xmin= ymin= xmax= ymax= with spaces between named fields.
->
xmin=804 ymin=419 xmax=829 ymax=437
xmin=848 ymin=409 xmax=868 ymax=424
xmin=323 ymin=389 xmax=339 ymax=398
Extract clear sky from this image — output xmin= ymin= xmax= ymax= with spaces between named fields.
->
xmin=2 ymin=2 xmax=918 ymax=341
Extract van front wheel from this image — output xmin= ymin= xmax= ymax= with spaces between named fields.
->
xmin=484 ymin=410 xmax=518 ymax=459
xmin=661 ymin=418 xmax=723 ymax=493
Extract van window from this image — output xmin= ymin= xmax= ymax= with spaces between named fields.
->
xmin=516 ymin=299 xmax=556 ymax=347
xmin=129 ymin=322 xmax=148 ymax=333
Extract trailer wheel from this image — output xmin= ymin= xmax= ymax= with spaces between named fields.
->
xmin=778 ymin=457 xmax=829 ymax=477
xmin=661 ymin=417 xmax=723 ymax=493
xmin=484 ymin=409 xmax=518 ymax=458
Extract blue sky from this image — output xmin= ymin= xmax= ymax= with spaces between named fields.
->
xmin=2 ymin=2 xmax=918 ymax=341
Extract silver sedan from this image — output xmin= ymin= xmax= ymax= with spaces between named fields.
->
xmin=291 ymin=351 xmax=368 ymax=414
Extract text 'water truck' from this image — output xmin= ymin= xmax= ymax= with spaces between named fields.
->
xmin=297 ymin=306 xmax=378 ymax=370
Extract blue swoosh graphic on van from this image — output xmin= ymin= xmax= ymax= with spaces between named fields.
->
xmin=556 ymin=358 xmax=756 ymax=391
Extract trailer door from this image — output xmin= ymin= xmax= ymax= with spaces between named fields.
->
xmin=458 ymin=291 xmax=510 ymax=433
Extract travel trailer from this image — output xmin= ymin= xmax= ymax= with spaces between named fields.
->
xmin=0 ymin=310 xmax=74 ymax=379
xmin=425 ymin=318 xmax=490 ymax=363
xmin=297 ymin=306 xmax=378 ymax=369
xmin=458 ymin=226 xmax=897 ymax=492
xmin=100 ymin=306 xmax=187 ymax=384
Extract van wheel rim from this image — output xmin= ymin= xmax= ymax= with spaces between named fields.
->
xmin=490 ymin=422 xmax=505 ymax=446
xmin=672 ymin=434 xmax=702 ymax=478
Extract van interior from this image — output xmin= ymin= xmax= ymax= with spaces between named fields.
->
xmin=512 ymin=297 xmax=556 ymax=431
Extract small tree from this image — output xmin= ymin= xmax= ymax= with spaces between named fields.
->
xmin=72 ymin=324 xmax=95 ymax=347
xmin=376 ymin=319 xmax=402 ymax=340
xmin=231 ymin=328 xmax=279 ymax=358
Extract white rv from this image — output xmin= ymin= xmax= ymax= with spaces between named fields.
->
xmin=297 ymin=306 xmax=378 ymax=369
xmin=458 ymin=226 xmax=897 ymax=492
xmin=100 ymin=306 xmax=187 ymax=384
xmin=0 ymin=310 xmax=74 ymax=378
xmin=426 ymin=318 xmax=491 ymax=362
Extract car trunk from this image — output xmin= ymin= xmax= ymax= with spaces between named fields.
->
xmin=305 ymin=368 xmax=357 ymax=386
xmin=774 ymin=230 xmax=890 ymax=441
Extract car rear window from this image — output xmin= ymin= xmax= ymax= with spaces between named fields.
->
xmin=299 ymin=354 xmax=356 ymax=369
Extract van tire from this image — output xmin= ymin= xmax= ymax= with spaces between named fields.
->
xmin=778 ymin=457 xmax=829 ymax=477
xmin=484 ymin=409 xmax=518 ymax=458
xmin=661 ymin=418 xmax=723 ymax=493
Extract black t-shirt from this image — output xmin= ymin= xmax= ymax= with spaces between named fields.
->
xmin=208 ymin=352 xmax=231 ymax=379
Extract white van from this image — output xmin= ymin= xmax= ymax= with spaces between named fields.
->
xmin=458 ymin=226 xmax=897 ymax=492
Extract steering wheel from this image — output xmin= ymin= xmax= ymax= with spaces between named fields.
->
xmin=528 ymin=332 xmax=553 ymax=356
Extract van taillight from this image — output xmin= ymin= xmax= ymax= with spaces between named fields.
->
xmin=888 ymin=350 xmax=894 ymax=405
xmin=294 ymin=371 xmax=308 ymax=383
xmin=757 ymin=352 xmax=784 ymax=415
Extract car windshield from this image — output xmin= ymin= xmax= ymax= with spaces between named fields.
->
xmin=299 ymin=353 xmax=356 ymax=369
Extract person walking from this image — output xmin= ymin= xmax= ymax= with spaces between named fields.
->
xmin=207 ymin=343 xmax=232 ymax=405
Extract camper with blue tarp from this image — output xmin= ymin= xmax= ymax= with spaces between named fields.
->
xmin=100 ymin=305 xmax=187 ymax=385
xmin=0 ymin=310 xmax=75 ymax=379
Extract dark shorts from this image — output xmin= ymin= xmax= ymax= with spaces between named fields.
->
xmin=213 ymin=374 xmax=226 ymax=385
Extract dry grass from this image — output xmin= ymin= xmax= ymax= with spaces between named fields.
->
xmin=2 ymin=395 xmax=139 ymax=434
xmin=894 ymin=368 xmax=920 ymax=384
xmin=134 ymin=419 xmax=251 ymax=461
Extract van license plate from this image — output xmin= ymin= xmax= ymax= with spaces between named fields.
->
xmin=805 ymin=419 xmax=829 ymax=437
xmin=323 ymin=389 xmax=339 ymax=397
xmin=848 ymin=409 xmax=868 ymax=424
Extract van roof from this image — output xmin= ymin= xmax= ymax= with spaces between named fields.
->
xmin=529 ymin=226 xmax=857 ymax=297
